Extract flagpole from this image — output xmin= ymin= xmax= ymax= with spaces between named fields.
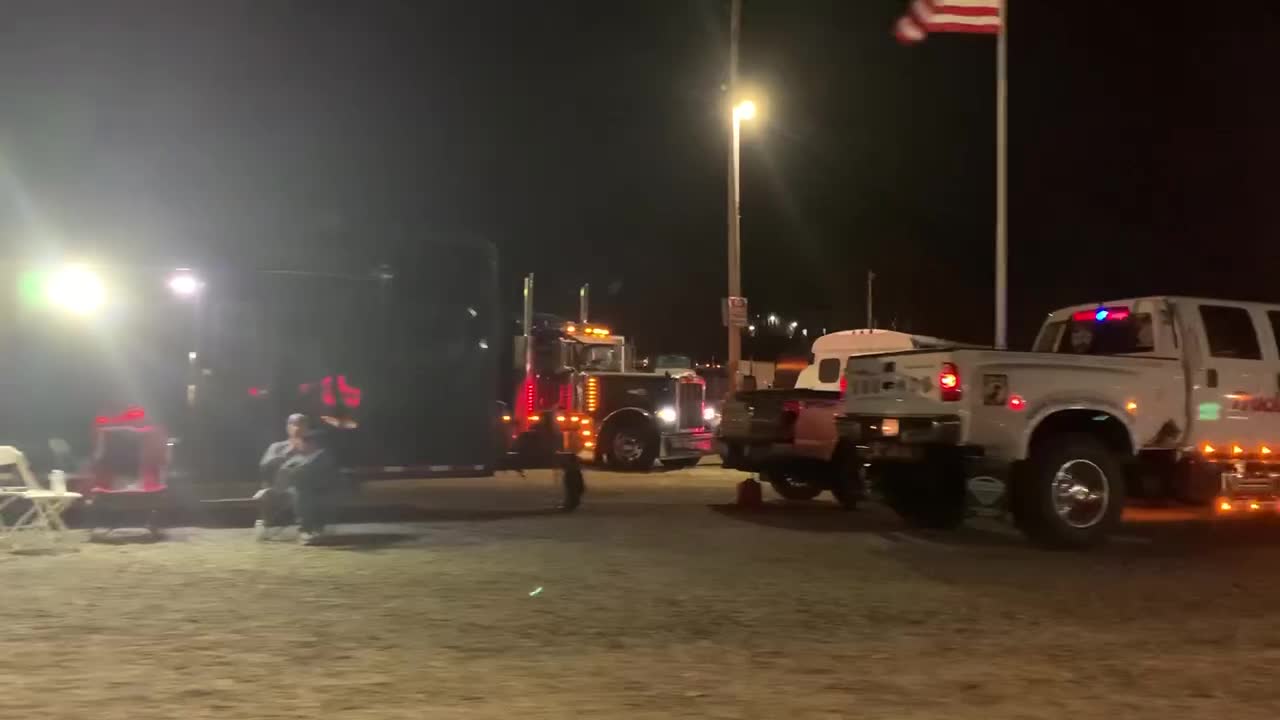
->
xmin=995 ymin=0 xmax=1008 ymax=349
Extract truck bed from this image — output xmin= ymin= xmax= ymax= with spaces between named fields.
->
xmin=843 ymin=347 xmax=1184 ymax=458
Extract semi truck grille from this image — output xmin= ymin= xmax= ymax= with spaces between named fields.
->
xmin=676 ymin=381 xmax=704 ymax=429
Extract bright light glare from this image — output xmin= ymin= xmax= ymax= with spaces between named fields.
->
xmin=702 ymin=406 xmax=718 ymax=422
xmin=656 ymin=406 xmax=677 ymax=424
xmin=168 ymin=271 xmax=204 ymax=297
xmin=46 ymin=265 xmax=106 ymax=315
xmin=734 ymin=99 xmax=757 ymax=121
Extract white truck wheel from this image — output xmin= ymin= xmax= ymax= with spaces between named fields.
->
xmin=1015 ymin=433 xmax=1126 ymax=549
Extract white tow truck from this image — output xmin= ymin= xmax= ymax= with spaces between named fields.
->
xmin=838 ymin=296 xmax=1280 ymax=549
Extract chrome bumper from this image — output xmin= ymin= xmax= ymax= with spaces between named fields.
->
xmin=661 ymin=430 xmax=715 ymax=459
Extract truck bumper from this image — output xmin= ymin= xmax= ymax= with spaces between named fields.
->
xmin=573 ymin=429 xmax=715 ymax=463
xmin=836 ymin=413 xmax=1013 ymax=516
xmin=719 ymin=439 xmax=797 ymax=471
xmin=660 ymin=430 xmax=715 ymax=460
xmin=835 ymin=413 xmax=963 ymax=447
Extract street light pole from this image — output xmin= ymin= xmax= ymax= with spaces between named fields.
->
xmin=168 ymin=267 xmax=207 ymax=483
xmin=725 ymin=0 xmax=743 ymax=395
xmin=866 ymin=270 xmax=875 ymax=330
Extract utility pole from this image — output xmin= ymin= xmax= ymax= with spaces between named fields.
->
xmin=866 ymin=270 xmax=875 ymax=329
xmin=995 ymin=0 xmax=1008 ymax=348
xmin=725 ymin=0 xmax=743 ymax=395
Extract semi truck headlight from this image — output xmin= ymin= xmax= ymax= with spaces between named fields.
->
xmin=702 ymin=406 xmax=717 ymax=422
xmin=657 ymin=406 xmax=677 ymax=424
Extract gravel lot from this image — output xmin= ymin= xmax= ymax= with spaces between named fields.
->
xmin=4 ymin=464 xmax=1280 ymax=719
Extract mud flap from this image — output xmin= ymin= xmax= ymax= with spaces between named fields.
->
xmin=964 ymin=458 xmax=1014 ymax=518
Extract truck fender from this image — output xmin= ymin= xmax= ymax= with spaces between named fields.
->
xmin=1017 ymin=402 xmax=1138 ymax=461
xmin=599 ymin=407 xmax=656 ymax=436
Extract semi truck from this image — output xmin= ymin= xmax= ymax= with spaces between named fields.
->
xmin=510 ymin=277 xmax=714 ymax=471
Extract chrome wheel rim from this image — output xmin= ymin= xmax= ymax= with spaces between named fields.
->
xmin=1052 ymin=459 xmax=1109 ymax=529
xmin=612 ymin=432 xmax=643 ymax=463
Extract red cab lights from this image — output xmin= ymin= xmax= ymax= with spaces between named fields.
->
xmin=939 ymin=363 xmax=961 ymax=402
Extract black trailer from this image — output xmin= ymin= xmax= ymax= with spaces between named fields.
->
xmin=0 ymin=243 xmax=581 ymax=507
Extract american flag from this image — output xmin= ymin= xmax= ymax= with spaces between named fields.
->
xmin=894 ymin=0 xmax=1002 ymax=45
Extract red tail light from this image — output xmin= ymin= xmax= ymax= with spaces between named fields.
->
xmin=839 ymin=374 xmax=848 ymax=396
xmin=939 ymin=363 xmax=961 ymax=402
xmin=523 ymin=378 xmax=536 ymax=413
xmin=94 ymin=406 xmax=147 ymax=427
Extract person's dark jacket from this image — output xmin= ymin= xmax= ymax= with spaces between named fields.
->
xmin=278 ymin=447 xmax=339 ymax=494
xmin=258 ymin=440 xmax=297 ymax=490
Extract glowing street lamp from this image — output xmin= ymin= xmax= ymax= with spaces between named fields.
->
xmin=733 ymin=99 xmax=757 ymax=121
xmin=46 ymin=264 xmax=106 ymax=316
xmin=167 ymin=269 xmax=204 ymax=298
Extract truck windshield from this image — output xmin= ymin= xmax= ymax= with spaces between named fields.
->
xmin=654 ymin=354 xmax=692 ymax=370
xmin=577 ymin=343 xmax=623 ymax=372
xmin=1038 ymin=314 xmax=1155 ymax=355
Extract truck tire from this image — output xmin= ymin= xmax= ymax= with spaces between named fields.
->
xmin=829 ymin=446 xmax=864 ymax=511
xmin=1014 ymin=433 xmax=1125 ymax=549
xmin=878 ymin=458 xmax=966 ymax=529
xmin=760 ymin=469 xmax=823 ymax=501
xmin=604 ymin=417 xmax=659 ymax=472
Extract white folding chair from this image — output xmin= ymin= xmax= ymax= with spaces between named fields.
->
xmin=0 ymin=446 xmax=82 ymax=549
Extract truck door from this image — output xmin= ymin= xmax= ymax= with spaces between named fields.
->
xmin=1187 ymin=301 xmax=1272 ymax=451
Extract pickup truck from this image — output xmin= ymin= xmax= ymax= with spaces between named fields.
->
xmin=719 ymin=330 xmax=949 ymax=504
xmin=838 ymin=296 xmax=1280 ymax=549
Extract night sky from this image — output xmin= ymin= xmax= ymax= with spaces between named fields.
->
xmin=2 ymin=1 xmax=1278 ymax=360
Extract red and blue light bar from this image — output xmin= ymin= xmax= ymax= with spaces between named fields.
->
xmin=1072 ymin=306 xmax=1131 ymax=323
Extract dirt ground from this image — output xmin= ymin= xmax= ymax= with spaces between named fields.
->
xmin=5 ymin=465 xmax=1280 ymax=719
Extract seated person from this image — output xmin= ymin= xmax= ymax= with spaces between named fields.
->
xmin=254 ymin=413 xmax=311 ymax=540
xmin=276 ymin=429 xmax=340 ymax=544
